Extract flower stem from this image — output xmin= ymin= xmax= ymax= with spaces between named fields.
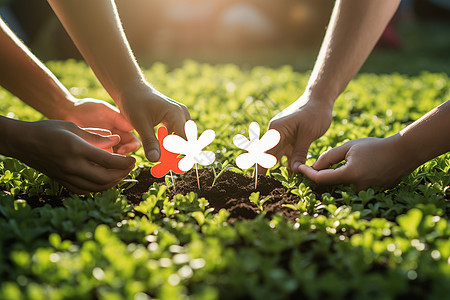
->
xmin=195 ymin=163 xmax=201 ymax=189
xmin=170 ymin=170 xmax=175 ymax=190
xmin=254 ymin=164 xmax=258 ymax=190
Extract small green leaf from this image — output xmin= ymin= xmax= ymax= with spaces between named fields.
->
xmin=397 ymin=208 xmax=423 ymax=238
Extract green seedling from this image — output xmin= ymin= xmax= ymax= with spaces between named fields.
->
xmin=211 ymin=160 xmax=235 ymax=186
xmin=283 ymin=183 xmax=316 ymax=213
xmin=272 ymin=167 xmax=297 ymax=189
xmin=249 ymin=192 xmax=272 ymax=212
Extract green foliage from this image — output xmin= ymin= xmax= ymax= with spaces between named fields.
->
xmin=249 ymin=192 xmax=272 ymax=212
xmin=211 ymin=160 xmax=236 ymax=186
xmin=0 ymin=60 xmax=449 ymax=299
xmin=283 ymin=183 xmax=318 ymax=215
xmin=0 ymin=158 xmax=63 ymax=197
xmin=272 ymin=167 xmax=298 ymax=189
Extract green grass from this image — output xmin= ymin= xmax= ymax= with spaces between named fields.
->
xmin=0 ymin=60 xmax=449 ymax=299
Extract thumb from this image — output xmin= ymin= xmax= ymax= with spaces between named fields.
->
xmin=289 ymin=137 xmax=312 ymax=173
xmin=140 ymin=131 xmax=161 ymax=162
xmin=313 ymin=142 xmax=351 ymax=170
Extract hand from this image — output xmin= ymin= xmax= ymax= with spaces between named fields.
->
xmin=268 ymin=95 xmax=333 ymax=171
xmin=9 ymin=119 xmax=136 ymax=194
xmin=298 ymin=135 xmax=414 ymax=191
xmin=63 ymin=98 xmax=140 ymax=154
xmin=117 ymin=85 xmax=191 ymax=162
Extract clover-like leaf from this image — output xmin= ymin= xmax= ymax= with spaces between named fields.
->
xmin=163 ymin=120 xmax=216 ymax=172
xmin=233 ymin=122 xmax=280 ymax=170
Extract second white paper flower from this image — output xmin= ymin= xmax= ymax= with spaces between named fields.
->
xmin=163 ymin=120 xmax=216 ymax=172
xmin=233 ymin=122 xmax=280 ymax=169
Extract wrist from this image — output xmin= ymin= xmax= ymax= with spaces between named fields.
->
xmin=45 ymin=94 xmax=79 ymax=120
xmin=388 ymin=133 xmax=423 ymax=176
xmin=303 ymin=83 xmax=339 ymax=109
xmin=297 ymin=93 xmax=335 ymax=112
xmin=114 ymin=78 xmax=153 ymax=109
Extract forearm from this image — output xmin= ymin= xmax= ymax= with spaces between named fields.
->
xmin=0 ymin=18 xmax=75 ymax=119
xmin=305 ymin=0 xmax=400 ymax=104
xmin=395 ymin=100 xmax=450 ymax=169
xmin=47 ymin=0 xmax=149 ymax=108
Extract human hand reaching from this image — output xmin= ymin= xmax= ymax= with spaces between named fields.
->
xmin=268 ymin=95 xmax=333 ymax=171
xmin=6 ymin=119 xmax=136 ymax=194
xmin=117 ymin=85 xmax=191 ymax=162
xmin=63 ymin=98 xmax=140 ymax=154
xmin=298 ymin=136 xmax=414 ymax=191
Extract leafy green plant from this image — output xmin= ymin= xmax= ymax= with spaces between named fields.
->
xmin=0 ymin=60 xmax=449 ymax=299
xmin=283 ymin=183 xmax=317 ymax=214
xmin=249 ymin=192 xmax=272 ymax=212
xmin=271 ymin=167 xmax=297 ymax=189
xmin=211 ymin=160 xmax=235 ymax=186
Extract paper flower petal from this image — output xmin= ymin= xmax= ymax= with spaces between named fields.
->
xmin=150 ymin=126 xmax=186 ymax=178
xmin=184 ymin=119 xmax=198 ymax=142
xmin=233 ymin=134 xmax=251 ymax=150
xmin=258 ymin=129 xmax=281 ymax=152
xmin=178 ymin=156 xmax=196 ymax=172
xmin=163 ymin=135 xmax=188 ymax=154
xmin=162 ymin=120 xmax=216 ymax=172
xmin=197 ymin=129 xmax=216 ymax=150
xmin=255 ymin=153 xmax=277 ymax=169
xmin=233 ymin=122 xmax=281 ymax=171
xmin=235 ymin=153 xmax=257 ymax=169
xmin=194 ymin=150 xmax=216 ymax=166
xmin=248 ymin=122 xmax=260 ymax=141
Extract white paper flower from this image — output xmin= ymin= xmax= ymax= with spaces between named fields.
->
xmin=163 ymin=120 xmax=216 ymax=172
xmin=233 ymin=122 xmax=280 ymax=169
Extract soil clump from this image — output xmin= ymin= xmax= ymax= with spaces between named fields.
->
xmin=124 ymin=167 xmax=301 ymax=223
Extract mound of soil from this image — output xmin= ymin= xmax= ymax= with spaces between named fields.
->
xmin=124 ymin=168 xmax=302 ymax=223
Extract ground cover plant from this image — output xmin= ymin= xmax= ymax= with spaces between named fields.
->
xmin=0 ymin=60 xmax=449 ymax=299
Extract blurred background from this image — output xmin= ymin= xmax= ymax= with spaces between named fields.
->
xmin=0 ymin=0 xmax=449 ymax=74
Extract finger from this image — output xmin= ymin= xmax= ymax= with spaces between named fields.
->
xmin=266 ymin=134 xmax=288 ymax=168
xmin=83 ymin=128 xmax=113 ymax=136
xmin=289 ymin=137 xmax=313 ymax=172
xmin=183 ymin=106 xmax=191 ymax=121
xmin=115 ymin=138 xmax=141 ymax=154
xmin=267 ymin=120 xmax=287 ymax=161
xmin=112 ymin=131 xmax=141 ymax=154
xmin=133 ymin=117 xmax=161 ymax=162
xmin=64 ymin=159 xmax=134 ymax=186
xmin=76 ymin=128 xmax=121 ymax=149
xmin=312 ymin=143 xmax=352 ymax=170
xmin=262 ymin=141 xmax=291 ymax=175
xmin=57 ymin=179 xmax=90 ymax=195
xmin=165 ymin=109 xmax=189 ymax=139
xmin=58 ymin=171 xmax=126 ymax=193
xmin=82 ymin=145 xmax=136 ymax=170
xmin=298 ymin=164 xmax=351 ymax=186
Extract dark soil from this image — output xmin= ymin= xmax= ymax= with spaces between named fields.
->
xmin=13 ymin=191 xmax=69 ymax=208
xmin=124 ymin=168 xmax=302 ymax=223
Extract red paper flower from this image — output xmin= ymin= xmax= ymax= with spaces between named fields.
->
xmin=151 ymin=126 xmax=186 ymax=178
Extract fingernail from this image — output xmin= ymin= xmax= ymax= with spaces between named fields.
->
xmin=292 ymin=162 xmax=301 ymax=172
xmin=147 ymin=150 xmax=160 ymax=162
